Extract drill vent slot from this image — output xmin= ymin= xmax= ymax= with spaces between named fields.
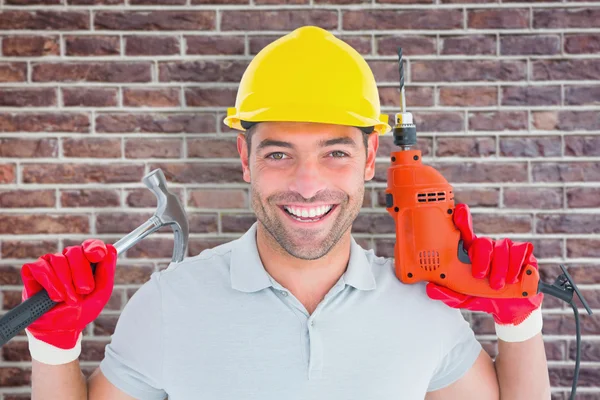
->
xmin=419 ymin=250 xmax=440 ymax=272
xmin=417 ymin=191 xmax=446 ymax=203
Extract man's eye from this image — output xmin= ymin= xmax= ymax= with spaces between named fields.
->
xmin=330 ymin=151 xmax=348 ymax=158
xmin=267 ymin=152 xmax=287 ymax=160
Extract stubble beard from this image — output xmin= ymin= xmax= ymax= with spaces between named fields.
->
xmin=251 ymin=186 xmax=364 ymax=261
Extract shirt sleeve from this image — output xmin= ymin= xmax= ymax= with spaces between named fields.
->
xmin=99 ymin=271 xmax=167 ymax=400
xmin=426 ymin=309 xmax=483 ymax=392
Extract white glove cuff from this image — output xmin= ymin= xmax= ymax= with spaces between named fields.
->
xmin=25 ymin=329 xmax=82 ymax=365
xmin=495 ymin=307 xmax=543 ymax=343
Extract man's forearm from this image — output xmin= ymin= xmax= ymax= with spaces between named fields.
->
xmin=32 ymin=359 xmax=87 ymax=400
xmin=494 ymin=332 xmax=550 ymax=400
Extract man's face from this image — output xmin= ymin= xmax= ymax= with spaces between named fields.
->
xmin=237 ymin=121 xmax=379 ymax=260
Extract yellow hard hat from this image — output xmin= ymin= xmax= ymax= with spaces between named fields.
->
xmin=223 ymin=26 xmax=391 ymax=135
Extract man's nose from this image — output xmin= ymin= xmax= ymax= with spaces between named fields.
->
xmin=288 ymin=158 xmax=327 ymax=200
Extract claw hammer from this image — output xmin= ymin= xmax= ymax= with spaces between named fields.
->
xmin=0 ymin=168 xmax=189 ymax=347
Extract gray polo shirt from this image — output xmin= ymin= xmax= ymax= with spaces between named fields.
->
xmin=100 ymin=222 xmax=482 ymax=399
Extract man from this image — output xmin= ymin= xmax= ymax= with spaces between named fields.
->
xmin=23 ymin=26 xmax=550 ymax=399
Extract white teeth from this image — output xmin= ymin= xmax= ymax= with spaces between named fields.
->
xmin=283 ymin=205 xmax=333 ymax=219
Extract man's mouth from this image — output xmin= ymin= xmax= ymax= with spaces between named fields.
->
xmin=281 ymin=204 xmax=336 ymax=223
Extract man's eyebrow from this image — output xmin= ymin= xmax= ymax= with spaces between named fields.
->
xmin=318 ymin=137 xmax=358 ymax=147
xmin=256 ymin=139 xmax=294 ymax=151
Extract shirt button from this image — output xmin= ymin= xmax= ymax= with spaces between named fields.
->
xmin=310 ymin=321 xmax=315 ymax=327
xmin=280 ymin=290 xmax=288 ymax=297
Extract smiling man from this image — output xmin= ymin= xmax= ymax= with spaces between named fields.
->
xmin=24 ymin=26 xmax=550 ymax=399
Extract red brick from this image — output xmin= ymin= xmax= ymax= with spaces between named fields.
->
xmin=379 ymin=86 xmax=434 ymax=108
xmin=549 ymin=366 xmax=600 ymax=388
xmin=0 ymin=63 xmax=27 ymax=82
xmin=468 ymin=9 xmax=529 ymax=29
xmin=439 ymin=87 xmax=497 ymax=107
xmin=63 ymin=138 xmax=121 ymax=158
xmin=3 ymin=290 xmax=22 ymax=310
xmin=191 ymin=0 xmax=246 ymax=3
xmin=537 ymin=214 xmax=600 ymax=234
xmin=412 ymin=60 xmax=526 ymax=82
xmin=123 ymin=88 xmax=180 ymax=107
xmin=125 ymin=238 xmax=177 ymax=259
xmin=533 ymin=111 xmax=600 ymax=131
xmin=61 ymin=189 xmax=120 ymax=208
xmin=565 ymin=136 xmax=600 ymax=156
xmin=469 ymin=111 xmax=528 ymax=131
xmin=376 ymin=35 xmax=436 ymax=55
xmin=532 ymin=162 xmax=600 ymax=182
xmin=1 ymin=241 xmax=57 ymax=259
xmin=222 ymin=10 xmax=337 ymax=31
xmin=62 ymin=88 xmax=118 ymax=107
xmin=501 ymin=86 xmax=561 ymax=106
xmin=564 ymin=34 xmax=600 ymax=54
xmin=149 ymin=162 xmax=244 ymax=184
xmin=95 ymin=11 xmax=214 ymax=31
xmin=0 ymin=138 xmax=58 ymax=158
xmin=567 ymin=188 xmax=600 ymax=208
xmin=248 ymin=35 xmax=282 ymax=55
xmin=7 ymin=0 xmax=59 ymax=4
xmin=0 ymin=113 xmax=89 ymax=133
xmin=343 ymin=9 xmax=462 ymax=30
xmin=189 ymin=189 xmax=247 ymax=209
xmin=414 ymin=112 xmax=464 ymax=132
xmin=440 ymin=35 xmax=496 ymax=55
xmin=0 ymin=215 xmax=89 ymax=234
xmin=125 ymin=138 xmax=182 ymax=159
xmin=0 ymin=189 xmax=55 ymax=208
xmin=568 ymin=239 xmax=600 ymax=258
xmin=65 ymin=35 xmax=120 ymax=56
xmin=504 ymin=187 xmax=563 ymax=209
xmin=159 ymin=60 xmax=247 ymax=83
xmin=257 ymin=0 xmax=308 ymax=4
xmin=0 ymin=367 xmax=31 ymax=386
xmin=96 ymin=113 xmax=215 ymax=134
xmin=436 ymin=137 xmax=496 ymax=157
xmin=33 ymin=62 xmax=151 ymax=83
xmin=189 ymin=213 xmax=219 ymax=234
xmin=338 ymin=36 xmax=371 ymax=55
xmin=186 ymin=35 xmax=244 ymax=55
xmin=500 ymin=136 xmax=561 ymax=157
xmin=80 ymin=340 xmax=111 ymax=361
xmin=568 ymin=339 xmax=600 ymax=362
xmin=522 ymin=238 xmax=562 ymax=259
xmin=534 ymin=8 xmax=600 ymax=29
xmin=0 ymin=11 xmax=89 ymax=30
xmin=2 ymin=342 xmax=30 ymax=362
xmin=500 ymin=34 xmax=560 ymax=55
xmin=0 ymin=88 xmax=55 ymax=107
xmin=2 ymin=36 xmax=59 ymax=57
xmin=352 ymin=213 xmax=396 ymax=234
xmin=114 ymin=263 xmax=154 ymax=284
xmin=368 ymin=60 xmax=401 ymax=82
xmin=453 ymin=188 xmax=499 ymax=207
xmin=533 ymin=59 xmax=600 ymax=81
xmin=565 ymin=86 xmax=600 ymax=106
xmin=441 ymin=0 xmax=496 ymax=3
xmin=93 ymin=316 xmax=118 ymax=336
xmin=185 ymin=88 xmax=237 ymax=107
xmin=97 ymin=212 xmax=151 ymax=234
xmin=471 ymin=213 xmax=532 ymax=234
xmin=125 ymin=36 xmax=180 ymax=56
xmin=187 ymin=138 xmax=238 ymax=158
xmin=0 ymin=164 xmax=15 ymax=183
xmin=70 ymin=0 xmax=123 ymax=4
xmin=23 ymin=163 xmax=144 ymax=184
xmin=565 ymin=265 xmax=600 ymax=285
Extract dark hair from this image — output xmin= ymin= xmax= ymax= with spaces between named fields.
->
xmin=244 ymin=123 xmax=370 ymax=156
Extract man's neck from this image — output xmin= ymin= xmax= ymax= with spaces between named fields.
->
xmin=255 ymin=223 xmax=351 ymax=314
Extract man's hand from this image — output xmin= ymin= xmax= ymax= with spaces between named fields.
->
xmin=425 ymin=204 xmax=543 ymax=328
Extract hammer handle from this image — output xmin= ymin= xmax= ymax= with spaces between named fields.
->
xmin=0 ymin=263 xmax=97 ymax=347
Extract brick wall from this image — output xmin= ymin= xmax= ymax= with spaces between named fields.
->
xmin=1 ymin=0 xmax=599 ymax=398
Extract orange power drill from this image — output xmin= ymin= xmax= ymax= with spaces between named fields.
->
xmin=386 ymin=48 xmax=592 ymax=400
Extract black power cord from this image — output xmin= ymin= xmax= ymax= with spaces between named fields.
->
xmin=538 ymin=265 xmax=592 ymax=400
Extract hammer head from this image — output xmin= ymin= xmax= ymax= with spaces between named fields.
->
xmin=143 ymin=169 xmax=189 ymax=262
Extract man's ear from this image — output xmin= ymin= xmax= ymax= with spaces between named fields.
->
xmin=364 ymin=132 xmax=379 ymax=181
xmin=237 ymin=133 xmax=251 ymax=183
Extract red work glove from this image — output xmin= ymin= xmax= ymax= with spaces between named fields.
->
xmin=426 ymin=204 xmax=543 ymax=338
xmin=21 ymin=239 xmax=116 ymax=364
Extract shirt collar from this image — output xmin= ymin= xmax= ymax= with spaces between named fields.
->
xmin=230 ymin=222 xmax=376 ymax=293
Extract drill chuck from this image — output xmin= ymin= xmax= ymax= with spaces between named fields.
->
xmin=393 ymin=111 xmax=417 ymax=147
